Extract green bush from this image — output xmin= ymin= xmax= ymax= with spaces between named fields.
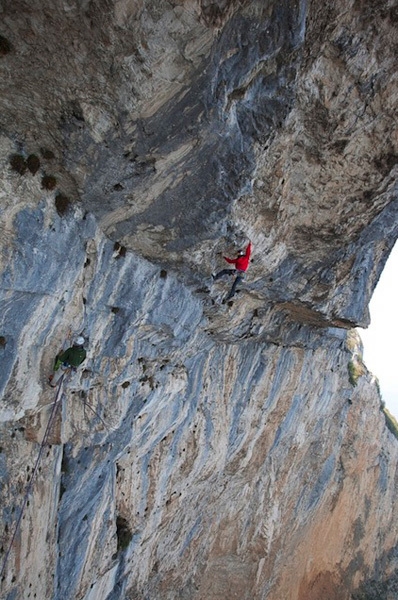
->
xmin=116 ymin=516 xmax=132 ymax=551
xmin=348 ymin=360 xmax=364 ymax=386
xmin=383 ymin=407 xmax=398 ymax=441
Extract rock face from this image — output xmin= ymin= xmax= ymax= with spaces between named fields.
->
xmin=1 ymin=1 xmax=398 ymax=599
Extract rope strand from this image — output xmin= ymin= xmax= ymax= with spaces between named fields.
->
xmin=0 ymin=375 xmax=65 ymax=581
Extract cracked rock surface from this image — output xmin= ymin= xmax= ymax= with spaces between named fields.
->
xmin=1 ymin=1 xmax=398 ymax=599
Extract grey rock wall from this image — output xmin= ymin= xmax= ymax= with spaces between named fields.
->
xmin=1 ymin=1 xmax=398 ymax=599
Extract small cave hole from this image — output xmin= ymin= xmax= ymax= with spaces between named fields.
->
xmin=111 ymin=306 xmax=120 ymax=314
xmin=113 ymin=183 xmax=124 ymax=191
xmin=40 ymin=148 xmax=55 ymax=159
xmin=9 ymin=154 xmax=27 ymax=175
xmin=55 ymin=193 xmax=70 ymax=216
xmin=0 ymin=35 xmax=12 ymax=56
xmin=121 ymin=381 xmax=130 ymax=389
xmin=41 ymin=175 xmax=57 ymax=190
xmin=113 ymin=241 xmax=127 ymax=258
xmin=27 ymin=154 xmax=40 ymax=175
xmin=0 ymin=336 xmax=6 ymax=347
xmin=59 ymin=483 xmax=66 ymax=500
xmin=160 ymin=269 xmax=167 ymax=279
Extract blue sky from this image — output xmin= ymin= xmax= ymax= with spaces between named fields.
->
xmin=359 ymin=242 xmax=398 ymax=417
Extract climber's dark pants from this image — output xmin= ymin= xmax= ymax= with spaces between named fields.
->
xmin=213 ymin=269 xmax=245 ymax=301
xmin=213 ymin=269 xmax=236 ymax=280
xmin=225 ymin=274 xmax=244 ymax=301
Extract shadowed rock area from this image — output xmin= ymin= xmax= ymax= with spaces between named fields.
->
xmin=0 ymin=1 xmax=398 ymax=599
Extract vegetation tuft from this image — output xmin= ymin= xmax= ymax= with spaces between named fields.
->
xmin=42 ymin=175 xmax=57 ymax=190
xmin=382 ymin=407 xmax=398 ymax=441
xmin=348 ymin=360 xmax=360 ymax=386
xmin=9 ymin=154 xmax=27 ymax=175
xmin=116 ymin=516 xmax=132 ymax=551
xmin=346 ymin=331 xmax=366 ymax=387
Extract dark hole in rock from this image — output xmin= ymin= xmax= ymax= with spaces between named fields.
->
xmin=114 ymin=242 xmax=127 ymax=258
xmin=111 ymin=306 xmax=120 ymax=314
xmin=113 ymin=183 xmax=124 ymax=191
xmin=27 ymin=154 xmax=40 ymax=175
xmin=84 ymin=258 xmax=91 ymax=267
xmin=55 ymin=193 xmax=70 ymax=216
xmin=0 ymin=336 xmax=6 ymax=347
xmin=160 ymin=269 xmax=167 ymax=279
xmin=0 ymin=35 xmax=11 ymax=56
xmin=121 ymin=381 xmax=130 ymax=389
xmin=40 ymin=148 xmax=55 ymax=159
xmin=42 ymin=175 xmax=57 ymax=190
xmin=9 ymin=154 xmax=27 ymax=175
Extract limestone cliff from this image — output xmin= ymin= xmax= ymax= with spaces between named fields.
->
xmin=1 ymin=1 xmax=398 ymax=599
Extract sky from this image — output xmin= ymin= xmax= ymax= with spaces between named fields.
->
xmin=358 ymin=242 xmax=398 ymax=417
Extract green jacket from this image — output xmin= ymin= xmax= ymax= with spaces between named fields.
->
xmin=55 ymin=346 xmax=86 ymax=370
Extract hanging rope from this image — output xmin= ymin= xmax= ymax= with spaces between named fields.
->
xmin=79 ymin=394 xmax=109 ymax=431
xmin=0 ymin=374 xmax=65 ymax=581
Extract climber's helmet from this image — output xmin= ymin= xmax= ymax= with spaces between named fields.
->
xmin=74 ymin=336 xmax=85 ymax=346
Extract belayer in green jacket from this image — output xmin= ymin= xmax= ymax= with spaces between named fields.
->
xmin=49 ymin=337 xmax=86 ymax=387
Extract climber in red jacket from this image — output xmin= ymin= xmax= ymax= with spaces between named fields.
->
xmin=212 ymin=241 xmax=252 ymax=302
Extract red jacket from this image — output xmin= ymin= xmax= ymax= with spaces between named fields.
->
xmin=224 ymin=242 xmax=252 ymax=272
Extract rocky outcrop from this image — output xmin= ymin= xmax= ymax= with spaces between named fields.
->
xmin=1 ymin=1 xmax=398 ymax=599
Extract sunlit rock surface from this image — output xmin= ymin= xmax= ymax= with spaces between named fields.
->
xmin=1 ymin=1 xmax=398 ymax=599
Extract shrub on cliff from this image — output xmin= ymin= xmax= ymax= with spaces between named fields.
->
xmin=382 ymin=407 xmax=398 ymax=440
